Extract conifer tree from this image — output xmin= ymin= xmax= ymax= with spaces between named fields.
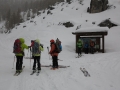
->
xmin=6 ymin=9 xmax=11 ymax=21
xmin=16 ymin=8 xmax=22 ymax=24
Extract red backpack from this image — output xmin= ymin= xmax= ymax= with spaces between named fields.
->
xmin=13 ymin=39 xmax=22 ymax=54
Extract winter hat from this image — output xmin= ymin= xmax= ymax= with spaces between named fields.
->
xmin=78 ymin=39 xmax=81 ymax=42
xmin=19 ymin=38 xmax=25 ymax=43
xmin=50 ymin=39 xmax=54 ymax=43
xmin=35 ymin=39 xmax=40 ymax=44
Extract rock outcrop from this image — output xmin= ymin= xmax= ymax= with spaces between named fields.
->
xmin=88 ymin=0 xmax=108 ymax=13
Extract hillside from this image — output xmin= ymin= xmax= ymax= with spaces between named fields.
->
xmin=0 ymin=0 xmax=120 ymax=90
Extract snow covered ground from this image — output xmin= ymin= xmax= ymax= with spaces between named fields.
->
xmin=0 ymin=0 xmax=120 ymax=90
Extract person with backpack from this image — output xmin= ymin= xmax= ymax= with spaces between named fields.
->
xmin=84 ymin=41 xmax=89 ymax=54
xmin=49 ymin=39 xmax=59 ymax=70
xmin=13 ymin=38 xmax=30 ymax=73
xmin=56 ymin=38 xmax=62 ymax=53
xmin=90 ymin=40 xmax=95 ymax=54
xmin=76 ymin=39 xmax=83 ymax=57
xmin=31 ymin=39 xmax=43 ymax=72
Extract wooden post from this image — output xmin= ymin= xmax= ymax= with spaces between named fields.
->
xmin=76 ymin=35 xmax=79 ymax=53
xmin=76 ymin=35 xmax=77 ymax=53
xmin=102 ymin=35 xmax=104 ymax=53
xmin=98 ymin=38 xmax=100 ymax=51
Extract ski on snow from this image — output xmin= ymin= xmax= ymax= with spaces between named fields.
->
xmin=76 ymin=55 xmax=83 ymax=58
xmin=30 ymin=70 xmax=40 ymax=76
xmin=80 ymin=68 xmax=90 ymax=77
xmin=24 ymin=57 xmax=33 ymax=59
xmin=30 ymin=70 xmax=36 ymax=75
xmin=41 ymin=65 xmax=70 ymax=68
xmin=36 ymin=71 xmax=40 ymax=76
xmin=14 ymin=66 xmax=25 ymax=76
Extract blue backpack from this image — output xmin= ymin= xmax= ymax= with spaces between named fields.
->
xmin=32 ymin=41 xmax=41 ymax=54
xmin=55 ymin=40 xmax=62 ymax=53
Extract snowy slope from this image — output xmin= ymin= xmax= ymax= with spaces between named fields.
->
xmin=0 ymin=0 xmax=120 ymax=90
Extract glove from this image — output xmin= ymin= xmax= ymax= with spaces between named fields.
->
xmin=21 ymin=51 xmax=25 ymax=56
xmin=28 ymin=46 xmax=31 ymax=48
xmin=49 ymin=52 xmax=51 ymax=54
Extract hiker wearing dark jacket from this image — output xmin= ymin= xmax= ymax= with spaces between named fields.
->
xmin=15 ymin=38 xmax=30 ymax=73
xmin=84 ymin=42 xmax=89 ymax=54
xmin=49 ymin=39 xmax=59 ymax=70
xmin=31 ymin=39 xmax=43 ymax=71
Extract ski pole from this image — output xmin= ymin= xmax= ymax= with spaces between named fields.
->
xmin=27 ymin=49 xmax=29 ymax=57
xmin=47 ymin=47 xmax=50 ymax=60
xmin=12 ymin=55 xmax=16 ymax=69
xmin=57 ymin=59 xmax=63 ymax=61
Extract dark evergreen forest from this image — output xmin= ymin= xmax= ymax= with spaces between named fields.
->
xmin=0 ymin=0 xmax=64 ymax=30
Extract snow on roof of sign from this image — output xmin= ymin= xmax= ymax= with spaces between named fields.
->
xmin=75 ymin=26 xmax=109 ymax=33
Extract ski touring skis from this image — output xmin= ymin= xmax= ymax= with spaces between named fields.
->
xmin=41 ymin=65 xmax=70 ymax=68
xmin=80 ymin=68 xmax=90 ymax=77
xmin=76 ymin=55 xmax=82 ymax=58
xmin=57 ymin=59 xmax=63 ymax=61
xmin=49 ymin=58 xmax=63 ymax=61
xmin=30 ymin=70 xmax=36 ymax=75
xmin=15 ymin=72 xmax=21 ymax=76
xmin=14 ymin=72 xmax=18 ymax=76
xmin=36 ymin=70 xmax=40 ymax=76
xmin=30 ymin=70 xmax=40 ymax=76
xmin=24 ymin=57 xmax=33 ymax=59
xmin=58 ymin=65 xmax=70 ymax=68
xmin=14 ymin=66 xmax=25 ymax=76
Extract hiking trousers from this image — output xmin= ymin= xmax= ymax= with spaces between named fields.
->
xmin=16 ymin=56 xmax=23 ymax=70
xmin=33 ymin=56 xmax=41 ymax=70
xmin=52 ymin=56 xmax=58 ymax=68
xmin=78 ymin=47 xmax=82 ymax=56
xmin=85 ymin=48 xmax=89 ymax=54
xmin=90 ymin=47 xmax=94 ymax=54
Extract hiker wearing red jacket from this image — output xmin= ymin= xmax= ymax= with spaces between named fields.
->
xmin=90 ymin=40 xmax=95 ymax=54
xmin=49 ymin=39 xmax=59 ymax=70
